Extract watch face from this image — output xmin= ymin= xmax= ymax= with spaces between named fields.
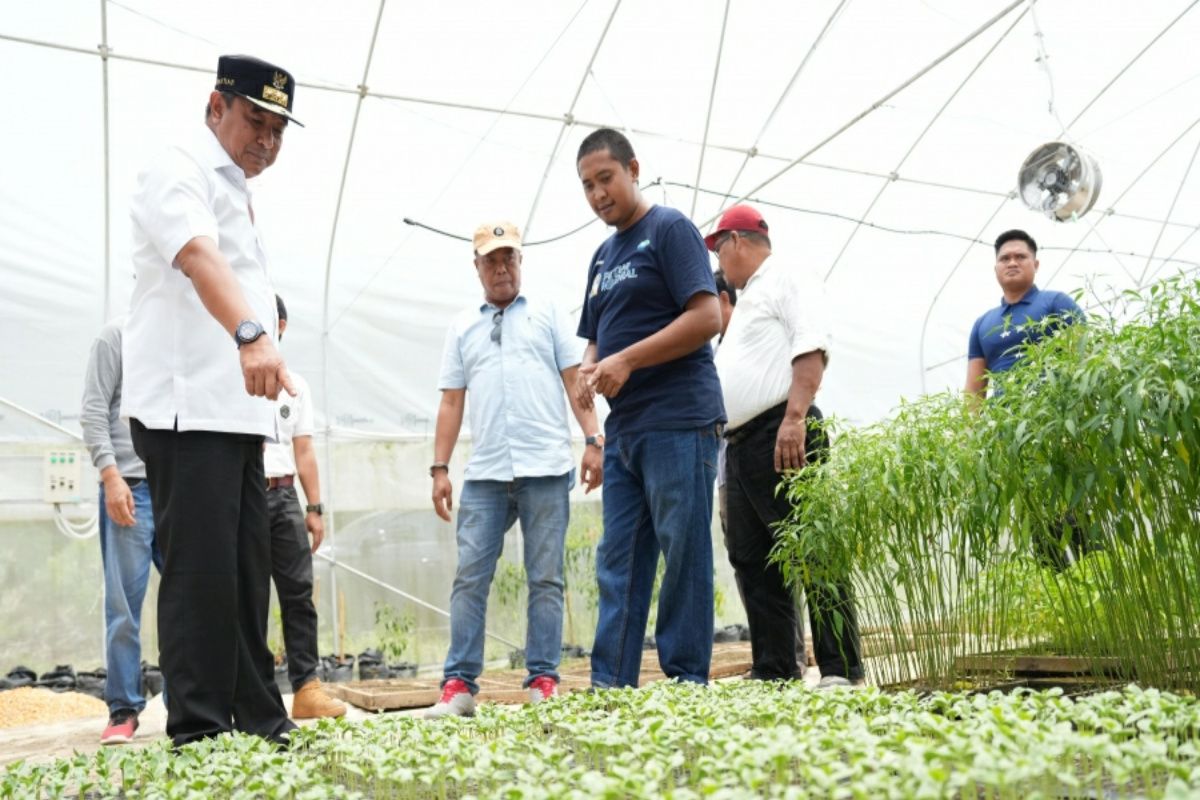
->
xmin=236 ymin=320 xmax=263 ymax=344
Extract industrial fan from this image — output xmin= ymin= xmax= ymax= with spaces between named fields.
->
xmin=1017 ymin=141 xmax=1103 ymax=222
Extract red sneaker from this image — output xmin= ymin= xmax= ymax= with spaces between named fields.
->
xmin=423 ymin=678 xmax=476 ymax=719
xmin=528 ymin=675 xmax=558 ymax=704
xmin=100 ymin=710 xmax=139 ymax=745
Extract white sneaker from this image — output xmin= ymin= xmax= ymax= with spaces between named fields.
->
xmin=816 ymin=675 xmax=852 ymax=689
xmin=424 ymin=678 xmax=476 ymax=718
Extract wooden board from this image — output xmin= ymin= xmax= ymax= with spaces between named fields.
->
xmin=955 ymin=652 xmax=1126 ymax=676
xmin=325 ymin=642 xmax=755 ymax=711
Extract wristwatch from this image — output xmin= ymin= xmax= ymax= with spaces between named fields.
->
xmin=430 ymin=462 xmax=449 ymax=477
xmin=305 ymin=503 xmax=324 ymax=515
xmin=234 ymin=319 xmax=266 ymax=348
xmin=585 ymin=433 xmax=605 ymax=449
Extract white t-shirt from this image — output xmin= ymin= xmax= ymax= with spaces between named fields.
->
xmin=264 ymin=373 xmax=313 ymax=478
xmin=122 ymin=126 xmax=279 ymax=438
xmin=714 ymin=259 xmax=831 ymax=431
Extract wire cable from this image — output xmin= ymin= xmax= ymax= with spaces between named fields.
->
xmin=401 ymin=215 xmax=599 ymax=246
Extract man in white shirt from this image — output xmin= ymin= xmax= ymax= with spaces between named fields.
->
xmin=709 ymin=205 xmax=863 ymax=687
xmin=123 ymin=55 xmax=302 ymax=747
xmin=264 ymin=295 xmax=345 ymax=719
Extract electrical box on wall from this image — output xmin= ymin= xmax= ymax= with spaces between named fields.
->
xmin=44 ymin=449 xmax=84 ymax=504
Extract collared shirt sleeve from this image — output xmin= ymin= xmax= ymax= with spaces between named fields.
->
xmin=552 ymin=302 xmax=584 ymax=371
xmin=132 ymin=149 xmax=220 ymax=268
xmin=1053 ymin=291 xmax=1084 ymax=321
xmin=437 ymin=320 xmax=467 ymax=390
xmin=80 ymin=332 xmax=120 ymax=471
xmin=776 ymin=269 xmax=831 ymax=364
xmin=293 ymin=375 xmax=314 ymax=438
xmin=967 ymin=315 xmax=985 ymax=360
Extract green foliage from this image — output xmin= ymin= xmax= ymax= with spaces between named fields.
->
xmin=773 ymin=275 xmax=1200 ymax=690
xmin=373 ymin=602 xmax=415 ymax=663
xmin=6 ymin=681 xmax=1200 ymax=797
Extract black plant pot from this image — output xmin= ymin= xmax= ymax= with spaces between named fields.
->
xmin=141 ymin=662 xmax=165 ymax=697
xmin=76 ymin=668 xmax=107 ymax=700
xmin=561 ymin=643 xmax=589 ymax=659
xmin=274 ymin=657 xmax=292 ymax=695
xmin=36 ymin=664 xmax=77 ymax=693
xmin=5 ymin=666 xmax=37 ymax=689
xmin=713 ymin=624 xmax=748 ymax=643
xmin=321 ymin=654 xmax=355 ymax=683
xmin=358 ymin=649 xmax=388 ymax=680
xmin=388 ymin=662 xmax=418 ymax=679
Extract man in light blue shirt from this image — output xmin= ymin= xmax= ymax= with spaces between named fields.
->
xmin=425 ymin=221 xmax=603 ymax=718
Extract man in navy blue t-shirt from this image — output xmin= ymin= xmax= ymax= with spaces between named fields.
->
xmin=965 ymin=229 xmax=1082 ymax=399
xmin=575 ymin=128 xmax=726 ymax=688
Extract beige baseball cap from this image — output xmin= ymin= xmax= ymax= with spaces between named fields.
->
xmin=473 ymin=221 xmax=523 ymax=256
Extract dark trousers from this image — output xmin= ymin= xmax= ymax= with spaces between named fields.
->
xmin=131 ymin=420 xmax=293 ymax=746
xmin=267 ymin=485 xmax=319 ymax=692
xmin=723 ymin=402 xmax=863 ymax=681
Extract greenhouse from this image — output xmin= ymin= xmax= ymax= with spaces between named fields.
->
xmin=2 ymin=0 xmax=1200 ymax=797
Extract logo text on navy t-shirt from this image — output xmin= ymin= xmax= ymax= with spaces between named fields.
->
xmin=600 ymin=262 xmax=638 ymax=293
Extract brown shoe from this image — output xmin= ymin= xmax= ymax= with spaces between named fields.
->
xmin=291 ymin=679 xmax=347 ymax=719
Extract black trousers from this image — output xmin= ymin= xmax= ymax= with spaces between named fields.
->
xmin=723 ymin=402 xmax=864 ymax=681
xmin=267 ymin=485 xmax=320 ymax=692
xmin=131 ymin=420 xmax=293 ymax=745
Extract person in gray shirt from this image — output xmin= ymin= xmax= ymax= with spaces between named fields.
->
xmin=80 ymin=318 xmax=163 ymax=745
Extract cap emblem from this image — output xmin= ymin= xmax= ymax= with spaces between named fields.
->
xmin=493 ymin=226 xmax=505 ymax=236
xmin=272 ymin=71 xmax=288 ymax=90
xmin=262 ymin=85 xmax=289 ymax=106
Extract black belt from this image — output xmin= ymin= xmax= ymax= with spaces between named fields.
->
xmin=725 ymin=401 xmax=789 ymax=446
xmin=125 ymin=477 xmax=145 ymax=488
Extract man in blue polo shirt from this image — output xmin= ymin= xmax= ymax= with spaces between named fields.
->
xmin=966 ymin=229 xmax=1082 ymax=398
xmin=575 ymin=128 xmax=725 ymax=688
xmin=966 ymin=229 xmax=1089 ymax=568
xmin=425 ymin=220 xmax=603 ymax=718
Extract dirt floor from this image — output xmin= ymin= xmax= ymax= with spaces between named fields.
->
xmin=0 ymin=691 xmax=391 ymax=767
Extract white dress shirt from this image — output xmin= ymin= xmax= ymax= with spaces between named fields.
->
xmin=264 ymin=373 xmax=313 ymax=478
xmin=714 ymin=259 xmax=831 ymax=431
xmin=122 ymin=126 xmax=279 ymax=438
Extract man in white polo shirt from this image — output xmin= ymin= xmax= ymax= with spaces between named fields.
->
xmin=123 ymin=55 xmax=301 ymax=746
xmin=708 ymin=205 xmax=863 ymax=688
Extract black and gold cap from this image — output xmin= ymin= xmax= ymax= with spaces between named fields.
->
xmin=214 ymin=55 xmax=304 ymax=127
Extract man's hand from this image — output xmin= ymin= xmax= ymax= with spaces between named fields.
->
xmin=774 ymin=416 xmax=808 ymax=473
xmin=573 ymin=369 xmax=596 ymax=411
xmin=239 ymin=337 xmax=295 ymax=400
xmin=581 ymin=445 xmax=604 ymax=493
xmin=432 ymin=471 xmax=454 ymax=521
xmin=580 ymin=352 xmax=632 ymax=398
xmin=306 ymin=511 xmax=325 ymax=553
xmin=102 ymin=468 xmax=136 ymax=526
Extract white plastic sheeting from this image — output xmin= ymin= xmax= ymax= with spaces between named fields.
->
xmin=2 ymin=0 xmax=1200 ymax=437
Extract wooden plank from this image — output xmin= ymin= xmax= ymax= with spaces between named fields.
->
xmin=325 ymin=642 xmax=755 ymax=711
xmin=956 ymin=653 xmax=1126 ymax=676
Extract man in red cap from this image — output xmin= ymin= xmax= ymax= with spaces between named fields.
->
xmin=123 ymin=54 xmax=302 ymax=746
xmin=708 ymin=204 xmax=863 ymax=687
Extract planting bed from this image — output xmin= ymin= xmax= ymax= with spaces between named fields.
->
xmin=5 ymin=680 xmax=1200 ymax=798
xmin=327 ymin=641 xmax=754 ymax=711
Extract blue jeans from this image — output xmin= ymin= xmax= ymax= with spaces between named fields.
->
xmin=443 ymin=472 xmax=572 ymax=693
xmin=591 ymin=426 xmax=719 ymax=687
xmin=98 ymin=480 xmax=163 ymax=714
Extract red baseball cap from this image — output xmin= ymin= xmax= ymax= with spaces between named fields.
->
xmin=704 ymin=204 xmax=769 ymax=251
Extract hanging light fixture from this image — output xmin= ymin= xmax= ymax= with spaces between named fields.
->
xmin=1017 ymin=141 xmax=1103 ymax=222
